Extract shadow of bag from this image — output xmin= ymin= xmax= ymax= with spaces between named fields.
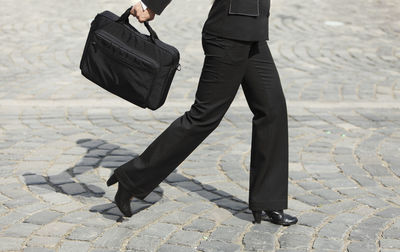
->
xmin=80 ymin=7 xmax=181 ymax=110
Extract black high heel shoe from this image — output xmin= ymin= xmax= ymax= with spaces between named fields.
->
xmin=251 ymin=209 xmax=298 ymax=226
xmin=106 ymin=173 xmax=134 ymax=217
xmin=264 ymin=210 xmax=297 ymax=226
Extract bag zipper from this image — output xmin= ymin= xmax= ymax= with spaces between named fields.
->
xmin=94 ymin=29 xmax=160 ymax=69
xmin=97 ymin=12 xmax=181 ymax=69
xmin=90 ymin=36 xmax=156 ymax=92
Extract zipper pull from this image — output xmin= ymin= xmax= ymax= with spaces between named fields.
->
xmin=176 ymin=63 xmax=181 ymax=71
xmin=91 ymin=41 xmax=97 ymax=53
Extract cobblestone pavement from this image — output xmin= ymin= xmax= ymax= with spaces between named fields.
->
xmin=1 ymin=0 xmax=400 ymax=251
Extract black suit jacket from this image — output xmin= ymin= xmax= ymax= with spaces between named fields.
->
xmin=141 ymin=0 xmax=270 ymax=41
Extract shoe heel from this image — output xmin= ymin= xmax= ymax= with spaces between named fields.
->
xmin=252 ymin=210 xmax=262 ymax=224
xmin=106 ymin=173 xmax=118 ymax=187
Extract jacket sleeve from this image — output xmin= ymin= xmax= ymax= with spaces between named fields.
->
xmin=140 ymin=0 xmax=172 ymax=15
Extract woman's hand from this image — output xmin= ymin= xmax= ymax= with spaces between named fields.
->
xmin=130 ymin=2 xmax=155 ymax=23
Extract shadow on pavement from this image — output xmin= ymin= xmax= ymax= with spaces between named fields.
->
xmin=22 ymin=138 xmax=252 ymax=223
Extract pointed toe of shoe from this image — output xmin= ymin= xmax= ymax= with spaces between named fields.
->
xmin=264 ymin=210 xmax=298 ymax=226
xmin=106 ymin=173 xmax=118 ymax=187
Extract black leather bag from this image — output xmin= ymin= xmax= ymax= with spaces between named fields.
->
xmin=80 ymin=7 xmax=180 ymax=110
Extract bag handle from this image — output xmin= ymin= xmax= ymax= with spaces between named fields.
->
xmin=117 ymin=6 xmax=159 ymax=43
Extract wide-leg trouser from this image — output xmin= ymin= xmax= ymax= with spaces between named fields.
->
xmin=114 ymin=32 xmax=288 ymax=211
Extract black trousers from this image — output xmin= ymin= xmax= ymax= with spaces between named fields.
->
xmin=114 ymin=32 xmax=288 ymax=211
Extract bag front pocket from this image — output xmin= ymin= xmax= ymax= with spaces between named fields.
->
xmin=229 ymin=0 xmax=259 ymax=17
xmin=82 ymin=29 xmax=160 ymax=106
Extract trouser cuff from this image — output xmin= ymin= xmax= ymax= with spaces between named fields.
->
xmin=249 ymin=200 xmax=288 ymax=211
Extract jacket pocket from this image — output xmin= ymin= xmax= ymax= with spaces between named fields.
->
xmin=228 ymin=0 xmax=259 ymax=17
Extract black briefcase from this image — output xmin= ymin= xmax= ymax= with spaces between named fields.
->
xmin=80 ymin=7 xmax=181 ymax=110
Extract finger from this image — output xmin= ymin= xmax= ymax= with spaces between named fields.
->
xmin=135 ymin=16 xmax=143 ymax=23
xmin=135 ymin=6 xmax=143 ymax=15
xmin=130 ymin=6 xmax=137 ymax=15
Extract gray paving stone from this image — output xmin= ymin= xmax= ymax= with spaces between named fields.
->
xmin=76 ymin=157 xmax=100 ymax=167
xmin=312 ymin=237 xmax=344 ymax=251
xmin=276 ymin=249 xmax=308 ymax=252
xmin=26 ymin=235 xmax=61 ymax=248
xmin=172 ymin=181 xmax=203 ymax=192
xmin=23 ymin=174 xmax=47 ymax=185
xmin=181 ymin=202 xmax=214 ymax=214
xmin=142 ymin=191 xmax=163 ymax=203
xmin=0 ymin=210 xmax=26 ymax=227
xmin=331 ymin=212 xmax=363 ymax=226
xmin=167 ymin=230 xmax=203 ymax=246
xmin=59 ymin=211 xmax=95 ymax=224
xmin=157 ymin=244 xmax=196 ymax=252
xmin=349 ymin=226 xmax=382 ymax=241
xmin=197 ymin=240 xmax=241 ymax=252
xmin=0 ymin=237 xmax=25 ymax=250
xmin=363 ymin=164 xmax=391 ymax=176
xmin=355 ymin=196 xmax=391 ymax=209
xmin=109 ymin=149 xmax=137 ymax=156
xmin=383 ymin=227 xmax=400 ymax=239
xmin=159 ymin=211 xmax=194 ymax=225
xmin=126 ymin=234 xmax=163 ymax=251
xmin=67 ymin=226 xmax=104 ymax=241
xmin=189 ymin=190 xmax=222 ymax=201
xmin=220 ymin=212 xmax=253 ymax=227
xmin=97 ymin=143 xmax=119 ymax=150
xmin=3 ymin=195 xmax=40 ymax=208
xmin=322 ymin=178 xmax=359 ymax=189
xmin=250 ymin=222 xmax=281 ymax=234
xmin=310 ymin=188 xmax=342 ymax=201
xmin=293 ymin=194 xmax=330 ymax=207
xmin=48 ymin=172 xmax=74 ymax=185
xmin=0 ymin=223 xmax=41 ymax=237
xmin=347 ymin=241 xmax=376 ymax=252
xmin=364 ymin=186 xmax=398 ymax=198
xmin=297 ymin=180 xmax=325 ymax=190
xmin=283 ymin=224 xmax=314 ymax=236
xmin=23 ymin=248 xmax=55 ymax=252
xmin=93 ymin=227 xmax=132 ymax=248
xmin=318 ymin=222 xmax=349 ymax=239
xmin=351 ymin=174 xmax=378 ymax=187
xmin=317 ymin=200 xmax=358 ymax=215
xmin=183 ymin=217 xmax=216 ymax=232
xmin=59 ymin=240 xmax=91 ymax=252
xmin=278 ymin=233 xmax=310 ymax=249
xmin=72 ymin=166 xmax=93 ymax=174
xmin=376 ymin=207 xmax=400 ymax=219
xmin=87 ymin=184 xmax=106 ymax=195
xmin=34 ymin=221 xmax=76 ymax=237
xmin=23 ymin=210 xmax=63 ymax=225
xmin=140 ymin=222 xmax=179 ymax=239
xmin=380 ymin=238 xmax=400 ymax=249
xmin=242 ymin=231 xmax=274 ymax=251
xmin=59 ymin=183 xmax=87 ymax=195
xmin=208 ymin=225 xmax=243 ymax=243
xmin=89 ymin=249 xmax=116 ymax=252
xmin=212 ymin=198 xmax=248 ymax=211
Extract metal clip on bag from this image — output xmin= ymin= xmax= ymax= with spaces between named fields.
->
xmin=80 ymin=7 xmax=181 ymax=110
